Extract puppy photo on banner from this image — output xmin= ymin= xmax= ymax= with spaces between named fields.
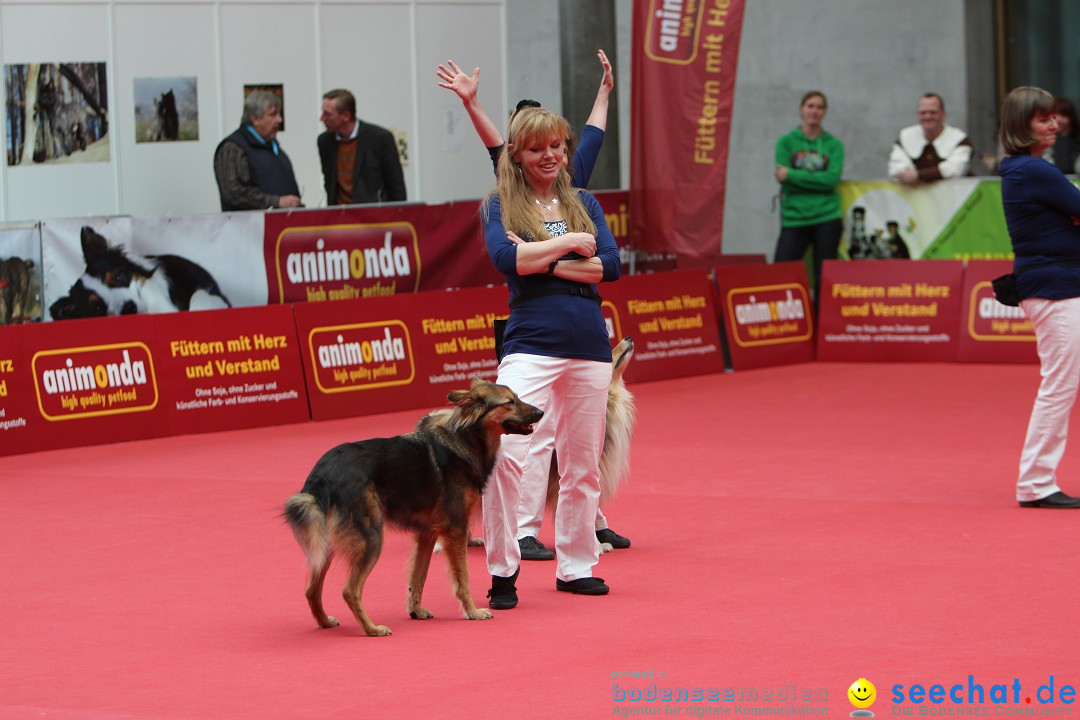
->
xmin=41 ymin=213 xmax=265 ymax=321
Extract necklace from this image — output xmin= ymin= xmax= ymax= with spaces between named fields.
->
xmin=534 ymin=196 xmax=559 ymax=211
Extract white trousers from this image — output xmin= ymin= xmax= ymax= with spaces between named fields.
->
xmin=1017 ymin=296 xmax=1080 ymax=501
xmin=515 ymin=408 xmax=610 ymax=539
xmin=484 ymin=353 xmax=611 ymax=582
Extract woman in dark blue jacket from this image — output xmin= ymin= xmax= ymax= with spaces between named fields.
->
xmin=1000 ymin=86 xmax=1080 ymax=508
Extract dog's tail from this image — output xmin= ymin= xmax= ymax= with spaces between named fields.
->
xmin=598 ymin=380 xmax=636 ymax=505
xmin=283 ymin=493 xmax=331 ymax=570
xmin=543 ymin=381 xmax=637 ymax=509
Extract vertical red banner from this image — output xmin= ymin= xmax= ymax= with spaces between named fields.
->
xmin=630 ymin=0 xmax=745 ymax=258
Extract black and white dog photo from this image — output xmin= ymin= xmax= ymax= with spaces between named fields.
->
xmin=49 ymin=226 xmax=231 ymax=320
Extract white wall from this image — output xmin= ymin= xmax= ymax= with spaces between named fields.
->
xmin=0 ymin=0 xmax=506 ymax=222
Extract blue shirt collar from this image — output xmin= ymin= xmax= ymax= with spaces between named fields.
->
xmin=245 ymin=125 xmax=279 ymax=156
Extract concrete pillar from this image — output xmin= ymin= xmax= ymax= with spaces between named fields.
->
xmin=559 ymin=0 xmax=621 ymax=190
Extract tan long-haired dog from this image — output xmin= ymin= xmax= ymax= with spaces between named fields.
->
xmin=546 ymin=336 xmax=636 ymax=536
xmin=284 ymin=379 xmax=542 ymax=636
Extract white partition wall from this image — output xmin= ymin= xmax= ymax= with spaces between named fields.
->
xmin=1 ymin=3 xmax=117 ymax=221
xmin=114 ymin=3 xmax=222 ymax=216
xmin=0 ymin=0 xmax=506 ymax=223
xmin=414 ymin=1 xmax=506 ymax=203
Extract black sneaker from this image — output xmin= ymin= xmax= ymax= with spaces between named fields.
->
xmin=555 ymin=577 xmax=609 ymax=595
xmin=518 ymin=535 xmax=555 ymax=561
xmin=487 ymin=569 xmax=520 ymax=609
xmin=596 ymin=528 xmax=631 ymax=549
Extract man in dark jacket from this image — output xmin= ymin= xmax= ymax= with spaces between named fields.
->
xmin=318 ymin=89 xmax=406 ymax=205
xmin=213 ymin=90 xmax=302 ymax=211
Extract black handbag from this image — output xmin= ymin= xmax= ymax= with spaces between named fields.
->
xmin=991 ymin=273 xmax=1020 ymax=307
xmin=992 ymin=260 xmax=1080 ymax=307
xmin=493 ymin=317 xmax=507 ymax=362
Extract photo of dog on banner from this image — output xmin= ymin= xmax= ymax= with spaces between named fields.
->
xmin=46 ymin=223 xmax=232 ymax=320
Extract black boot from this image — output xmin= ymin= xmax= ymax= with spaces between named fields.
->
xmin=486 ymin=569 xmax=520 ymax=609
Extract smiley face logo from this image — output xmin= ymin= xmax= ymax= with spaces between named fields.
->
xmin=848 ymin=678 xmax=876 ymax=709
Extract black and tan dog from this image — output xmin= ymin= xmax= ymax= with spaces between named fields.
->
xmin=284 ymin=379 xmax=542 ymax=636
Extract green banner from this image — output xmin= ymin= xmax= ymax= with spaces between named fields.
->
xmin=837 ymin=179 xmax=1013 ymax=261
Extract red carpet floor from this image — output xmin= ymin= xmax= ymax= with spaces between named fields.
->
xmin=2 ymin=362 xmax=1079 ymax=720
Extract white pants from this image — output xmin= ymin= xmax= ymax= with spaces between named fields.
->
xmin=484 ymin=353 xmax=611 ymax=582
xmin=1017 ymin=296 xmax=1080 ymax=501
xmin=515 ymin=409 xmax=610 ymax=539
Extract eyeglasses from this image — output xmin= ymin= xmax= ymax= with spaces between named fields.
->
xmin=515 ymin=99 xmax=542 ymax=113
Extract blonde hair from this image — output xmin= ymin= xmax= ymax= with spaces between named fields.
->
xmin=1000 ymin=86 xmax=1056 ymax=156
xmin=487 ymin=107 xmax=595 ymax=241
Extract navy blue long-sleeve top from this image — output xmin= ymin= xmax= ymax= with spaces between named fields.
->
xmin=1001 ymin=153 xmax=1080 ymax=300
xmin=484 ymin=190 xmax=620 ymax=362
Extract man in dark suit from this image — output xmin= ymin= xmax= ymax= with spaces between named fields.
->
xmin=318 ymin=89 xmax=406 ymax=205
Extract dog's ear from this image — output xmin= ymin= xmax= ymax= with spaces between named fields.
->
xmin=449 ymin=386 xmax=488 ymax=428
xmin=447 ymin=388 xmax=468 ymax=404
xmin=80 ymin=226 xmax=109 ymax=262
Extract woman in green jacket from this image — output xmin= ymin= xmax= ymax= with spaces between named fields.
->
xmin=773 ymin=91 xmax=845 ymax=311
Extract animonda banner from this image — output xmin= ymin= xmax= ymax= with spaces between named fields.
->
xmin=629 ymin=0 xmax=745 ymax=258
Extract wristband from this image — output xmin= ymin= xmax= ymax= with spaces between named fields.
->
xmin=547 ymin=260 xmax=559 ymax=276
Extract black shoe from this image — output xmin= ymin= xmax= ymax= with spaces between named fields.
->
xmin=596 ymin=528 xmax=631 ymax=549
xmin=487 ymin=569 xmax=520 ymax=609
xmin=555 ymin=577 xmax=609 ymax=595
xmin=1019 ymin=491 xmax=1080 ymax=508
xmin=518 ymin=536 xmax=555 ymax=561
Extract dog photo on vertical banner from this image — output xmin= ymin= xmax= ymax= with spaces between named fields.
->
xmin=134 ymin=76 xmax=199 ymax=143
xmin=4 ymin=62 xmax=109 ymax=165
xmin=0 ymin=226 xmax=43 ymax=325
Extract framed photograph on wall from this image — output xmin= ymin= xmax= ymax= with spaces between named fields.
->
xmin=134 ymin=76 xmax=198 ymax=143
xmin=4 ymin=62 xmax=109 ymax=166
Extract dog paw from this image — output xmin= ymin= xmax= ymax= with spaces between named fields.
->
xmin=467 ymin=536 xmax=485 ymax=547
xmin=599 ymin=542 xmax=614 ymax=553
xmin=467 ymin=609 xmax=494 ymax=620
xmin=409 ymin=608 xmax=434 ymax=620
xmin=366 ymin=625 xmax=393 ymax=637
xmin=318 ymin=615 xmax=340 ymax=629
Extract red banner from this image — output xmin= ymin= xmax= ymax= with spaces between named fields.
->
xmin=293 ymin=273 xmax=726 ymax=422
xmin=1 ymin=315 xmax=171 ymax=456
xmin=817 ymin=260 xmax=964 ymax=362
xmin=263 ymin=203 xmax=502 ymax=304
xmin=714 ymin=261 xmax=815 ymax=370
xmin=0 ymin=306 xmax=312 ymax=457
xmin=602 ymin=270 xmax=726 ymax=382
xmin=154 ymin=304 xmax=311 ymax=434
xmin=292 ymin=286 xmax=506 ymax=421
xmin=629 ymin=0 xmax=745 ymax=258
xmin=957 ymin=260 xmax=1037 ymax=364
